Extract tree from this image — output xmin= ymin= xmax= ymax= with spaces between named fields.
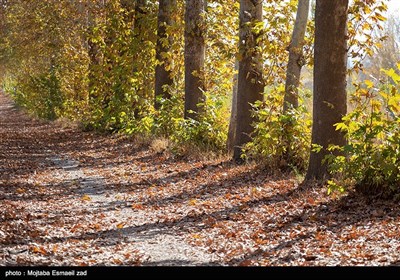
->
xmin=154 ymin=0 xmax=176 ymax=109
xmin=305 ymin=0 xmax=349 ymax=180
xmin=184 ymin=0 xmax=206 ymax=120
xmin=233 ymin=0 xmax=264 ymax=161
xmin=283 ymin=0 xmax=310 ymax=113
xmin=0 ymin=0 xmax=9 ymax=75
xmin=227 ymin=60 xmax=239 ymax=153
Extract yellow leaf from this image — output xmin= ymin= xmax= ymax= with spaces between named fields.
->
xmin=116 ymin=222 xmax=126 ymax=229
xmin=371 ymin=100 xmax=381 ymax=112
xmin=335 ymin=122 xmax=348 ymax=131
xmin=364 ymin=79 xmax=374 ymax=89
xmin=52 ymin=245 xmax=58 ymax=253
xmin=388 ymin=98 xmax=400 ymax=113
xmin=188 ymin=199 xmax=197 ymax=206
xmin=375 ymin=13 xmax=386 ymax=22
xmin=81 ymin=195 xmax=91 ymax=201
xmin=16 ymin=188 xmax=25 ymax=194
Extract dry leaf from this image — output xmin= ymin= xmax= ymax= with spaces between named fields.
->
xmin=31 ymin=246 xmax=47 ymax=255
xmin=52 ymin=245 xmax=58 ymax=253
xmin=16 ymin=188 xmax=25 ymax=194
xmin=189 ymin=199 xmax=197 ymax=206
xmin=113 ymin=259 xmax=123 ymax=265
xmin=81 ymin=194 xmax=91 ymax=201
xmin=116 ymin=222 xmax=126 ymax=229
xmin=131 ymin=203 xmax=144 ymax=210
xmin=192 ymin=234 xmax=201 ymax=239
xmin=239 ymin=260 xmax=252 ymax=266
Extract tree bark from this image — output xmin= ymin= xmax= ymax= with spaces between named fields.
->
xmin=305 ymin=0 xmax=349 ymax=181
xmin=233 ymin=0 xmax=264 ymax=162
xmin=87 ymin=1 xmax=101 ymax=101
xmin=227 ymin=59 xmax=239 ymax=153
xmin=283 ymin=0 xmax=310 ymax=113
xmin=154 ymin=0 xmax=176 ymax=109
xmin=184 ymin=0 xmax=206 ymax=120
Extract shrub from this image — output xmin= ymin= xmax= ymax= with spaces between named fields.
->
xmin=244 ymin=86 xmax=312 ymax=172
xmin=326 ymin=64 xmax=400 ymax=197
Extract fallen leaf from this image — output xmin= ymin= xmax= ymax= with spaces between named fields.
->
xmin=131 ymin=203 xmax=144 ymax=210
xmin=81 ymin=194 xmax=91 ymax=201
xmin=304 ymin=255 xmax=317 ymax=261
xmin=192 ymin=234 xmax=201 ymax=239
xmin=113 ymin=258 xmax=123 ymax=265
xmin=189 ymin=199 xmax=197 ymax=206
xmin=91 ymin=223 xmax=101 ymax=230
xmin=70 ymin=224 xmax=82 ymax=233
xmin=31 ymin=246 xmax=47 ymax=255
xmin=239 ymin=260 xmax=252 ymax=266
xmin=16 ymin=188 xmax=25 ymax=194
xmin=116 ymin=222 xmax=126 ymax=229
xmin=52 ymin=245 xmax=58 ymax=253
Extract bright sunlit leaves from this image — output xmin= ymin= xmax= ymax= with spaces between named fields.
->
xmin=364 ymin=79 xmax=374 ymax=89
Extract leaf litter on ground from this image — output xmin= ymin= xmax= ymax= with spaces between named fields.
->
xmin=1 ymin=93 xmax=400 ymax=266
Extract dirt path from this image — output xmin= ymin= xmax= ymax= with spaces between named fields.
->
xmin=0 ymin=93 xmax=219 ymax=266
xmin=1 ymin=93 xmax=400 ymax=266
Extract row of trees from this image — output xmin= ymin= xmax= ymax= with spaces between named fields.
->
xmin=1 ymin=0 xmax=399 ymax=193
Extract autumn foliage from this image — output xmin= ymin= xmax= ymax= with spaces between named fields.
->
xmin=0 ymin=1 xmax=399 ymax=196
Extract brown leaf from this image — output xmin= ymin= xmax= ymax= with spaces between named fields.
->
xmin=31 ymin=246 xmax=47 ymax=255
xmin=239 ymin=260 xmax=253 ymax=266
xmin=16 ymin=188 xmax=25 ymax=194
xmin=70 ymin=224 xmax=81 ymax=233
xmin=113 ymin=258 xmax=123 ymax=265
xmin=91 ymin=223 xmax=101 ymax=230
xmin=254 ymin=238 xmax=268 ymax=245
xmin=304 ymin=255 xmax=317 ymax=261
xmin=131 ymin=203 xmax=144 ymax=210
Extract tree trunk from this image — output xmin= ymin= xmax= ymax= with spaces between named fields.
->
xmin=154 ymin=0 xmax=176 ymax=109
xmin=283 ymin=0 xmax=310 ymax=112
xmin=133 ymin=0 xmax=148 ymax=43
xmin=227 ymin=59 xmax=239 ymax=153
xmin=305 ymin=0 xmax=349 ymax=181
xmin=233 ymin=0 xmax=264 ymax=162
xmin=184 ymin=0 xmax=206 ymax=120
xmin=87 ymin=1 xmax=101 ymax=101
